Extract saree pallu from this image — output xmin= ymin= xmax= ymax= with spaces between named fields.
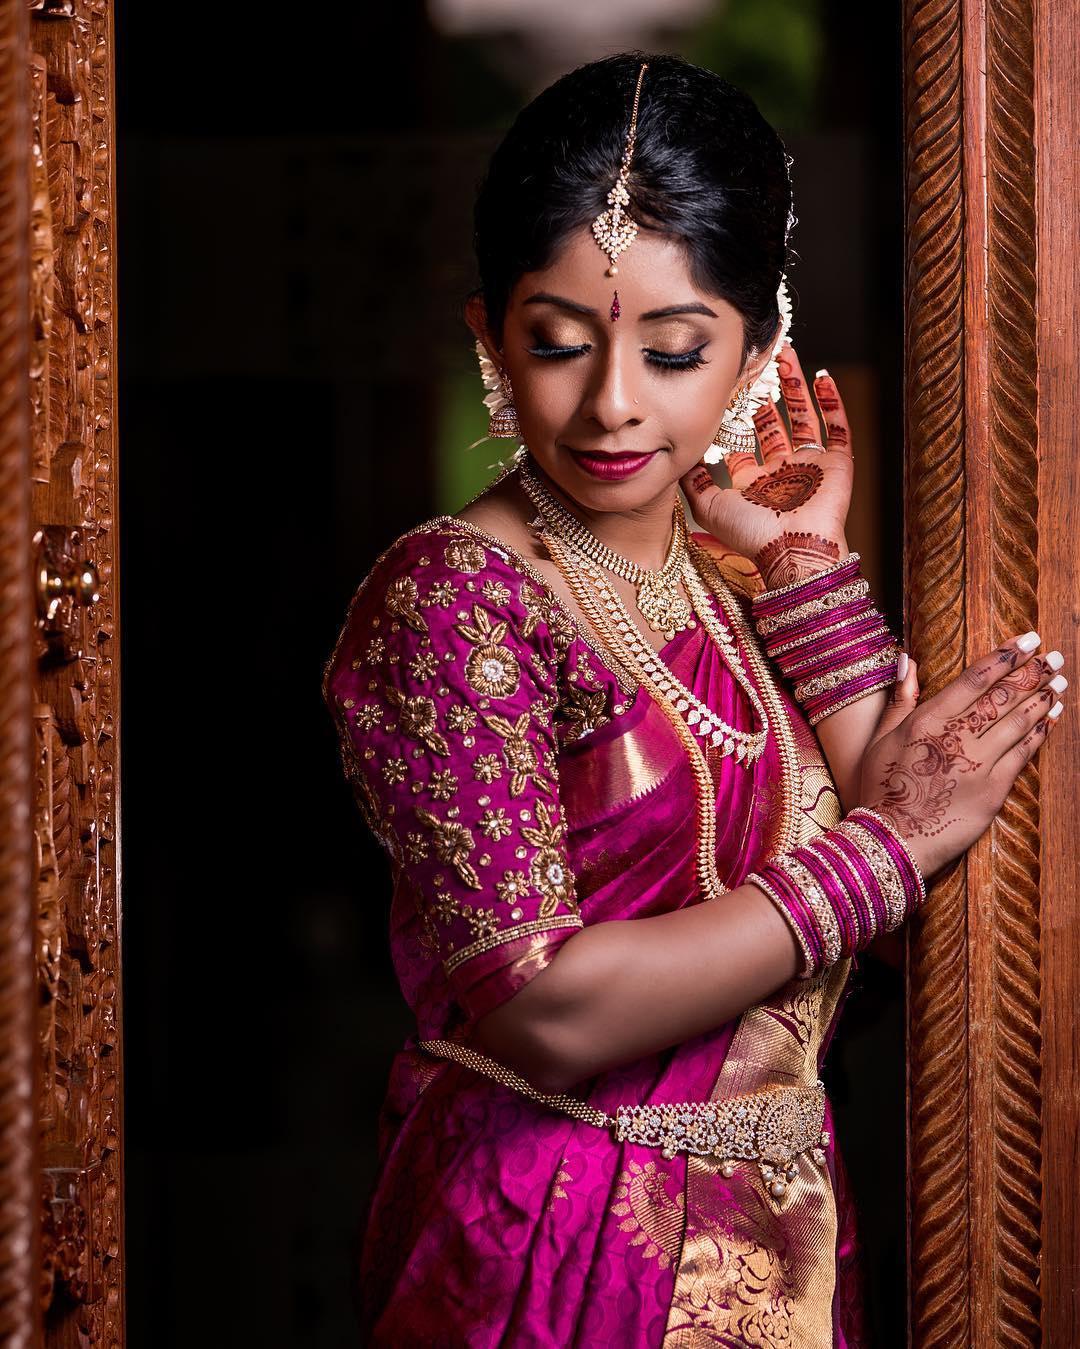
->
xmin=323 ymin=519 xmax=869 ymax=1347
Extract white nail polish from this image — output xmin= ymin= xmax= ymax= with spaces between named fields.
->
xmin=815 ymin=368 xmax=829 ymax=378
xmin=1049 ymin=674 xmax=1068 ymax=693
xmin=1048 ymin=700 xmax=1064 ymax=719
xmin=1016 ymin=631 xmax=1040 ymax=652
xmin=1046 ymin=649 xmax=1064 ymax=670
xmin=896 ymin=651 xmax=909 ymax=680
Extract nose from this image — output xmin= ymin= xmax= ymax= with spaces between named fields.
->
xmin=577 ymin=341 xmax=645 ymax=433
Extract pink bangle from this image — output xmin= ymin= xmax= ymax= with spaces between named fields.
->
xmin=751 ymin=552 xmax=901 ymax=724
xmin=745 ymin=806 xmax=927 ymax=980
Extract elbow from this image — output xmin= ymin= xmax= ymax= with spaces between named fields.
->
xmin=468 ymin=998 xmax=584 ymax=1096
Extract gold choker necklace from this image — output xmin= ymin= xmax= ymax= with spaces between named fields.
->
xmin=517 ymin=454 xmax=693 ymax=639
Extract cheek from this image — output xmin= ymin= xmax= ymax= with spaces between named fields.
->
xmin=514 ymin=367 xmax=582 ymax=429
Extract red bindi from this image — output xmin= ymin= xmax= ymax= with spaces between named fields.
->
xmin=610 ymin=290 xmax=620 ymax=321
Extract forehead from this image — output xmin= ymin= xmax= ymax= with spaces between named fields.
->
xmin=509 ymin=224 xmax=737 ymax=323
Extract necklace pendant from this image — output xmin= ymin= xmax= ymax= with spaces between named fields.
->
xmin=636 ymin=572 xmax=693 ymax=636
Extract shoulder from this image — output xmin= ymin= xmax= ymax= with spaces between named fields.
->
xmin=322 ymin=515 xmax=575 ymax=709
xmin=688 ymin=530 xmax=766 ymax=601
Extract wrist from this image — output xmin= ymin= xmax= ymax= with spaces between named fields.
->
xmin=750 ymin=552 xmax=900 ymax=724
xmin=745 ymin=805 xmax=927 ymax=980
xmin=753 ymin=532 xmax=851 ymax=592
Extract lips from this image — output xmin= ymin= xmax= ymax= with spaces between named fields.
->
xmin=565 ymin=446 xmax=660 ymax=481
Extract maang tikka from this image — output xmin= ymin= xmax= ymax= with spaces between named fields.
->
xmin=591 ymin=61 xmax=650 ymax=276
xmin=477 ymin=60 xmax=795 ymax=458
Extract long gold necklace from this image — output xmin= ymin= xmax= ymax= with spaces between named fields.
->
xmin=519 ymin=457 xmax=770 ymax=767
xmin=518 ymin=454 xmax=693 ymax=638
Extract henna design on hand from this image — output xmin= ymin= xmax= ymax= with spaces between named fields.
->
xmin=755 ymin=531 xmax=841 ymax=588
xmin=741 ymin=462 xmax=824 ymax=516
xmin=957 ymin=655 xmax=1051 ymax=733
xmin=687 ymin=467 xmax=713 ymax=496
xmin=874 ymin=716 xmax=984 ymax=838
xmin=752 ymin=402 xmax=789 ymax=458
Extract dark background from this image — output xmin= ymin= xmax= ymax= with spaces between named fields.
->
xmin=117 ymin=2 xmax=906 ymax=1344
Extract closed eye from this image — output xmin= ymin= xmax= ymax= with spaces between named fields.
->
xmin=525 ymin=341 xmax=710 ymax=372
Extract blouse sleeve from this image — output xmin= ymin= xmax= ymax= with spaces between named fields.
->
xmin=322 ymin=528 xmax=584 ymax=1027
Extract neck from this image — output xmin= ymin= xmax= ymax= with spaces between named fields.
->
xmin=523 ymin=455 xmax=680 ymax=571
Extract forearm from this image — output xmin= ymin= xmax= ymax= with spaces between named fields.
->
xmin=811 ymin=686 xmax=886 ymax=811
xmin=469 ymin=879 xmax=802 ymax=1094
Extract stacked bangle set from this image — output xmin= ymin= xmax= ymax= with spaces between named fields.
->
xmin=750 ymin=552 xmax=900 ymax=726
xmin=745 ymin=806 xmax=927 ymax=979
xmin=746 ymin=553 xmax=924 ymax=977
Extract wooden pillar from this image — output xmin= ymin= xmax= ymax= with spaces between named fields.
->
xmin=904 ymin=0 xmax=1076 ymax=1342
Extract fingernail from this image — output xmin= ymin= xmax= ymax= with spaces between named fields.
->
xmin=1046 ymin=649 xmax=1064 ymax=670
xmin=1016 ymin=631 xmax=1040 ymax=652
xmin=815 ymin=368 xmax=829 ymax=379
xmin=1048 ymin=700 xmax=1064 ymax=719
xmin=896 ymin=651 xmax=909 ymax=680
xmin=1049 ymin=674 xmax=1068 ymax=694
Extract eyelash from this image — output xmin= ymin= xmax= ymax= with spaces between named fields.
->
xmin=525 ymin=341 xmax=711 ymax=373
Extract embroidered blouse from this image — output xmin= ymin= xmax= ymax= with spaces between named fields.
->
xmin=321 ymin=517 xmax=649 ymax=1030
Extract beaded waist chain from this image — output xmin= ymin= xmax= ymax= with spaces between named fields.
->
xmin=417 ymin=1038 xmax=829 ymax=1202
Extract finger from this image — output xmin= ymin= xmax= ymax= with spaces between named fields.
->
xmin=811 ymin=368 xmax=852 ymax=454
xmin=873 ymin=650 xmax=919 ymax=739
xmin=778 ymin=343 xmax=824 ymax=450
xmin=963 ymin=652 xmax=1066 ymax=738
xmin=979 ymin=682 xmax=1058 ymax=761
xmin=923 ymin=631 xmax=1047 ymax=722
xmin=753 ymin=398 xmax=791 ymax=464
xmin=680 ymin=461 xmax=741 ymax=531
xmin=990 ymin=696 xmax=1061 ymax=781
xmin=722 ymin=447 xmax=764 ymax=489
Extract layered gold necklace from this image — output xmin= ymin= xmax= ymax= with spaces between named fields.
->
xmin=518 ymin=454 xmax=769 ymax=768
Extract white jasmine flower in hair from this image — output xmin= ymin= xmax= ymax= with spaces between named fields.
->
xmin=476 ymin=339 xmax=507 ymax=418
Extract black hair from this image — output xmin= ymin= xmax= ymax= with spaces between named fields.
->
xmin=468 ymin=50 xmax=796 ymax=369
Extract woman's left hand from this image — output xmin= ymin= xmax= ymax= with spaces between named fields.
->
xmin=679 ymin=341 xmax=855 ymax=587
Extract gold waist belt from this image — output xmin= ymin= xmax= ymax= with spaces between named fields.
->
xmin=418 ymin=1037 xmax=830 ymax=1202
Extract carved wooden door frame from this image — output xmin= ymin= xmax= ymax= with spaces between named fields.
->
xmin=0 ymin=0 xmax=123 ymax=1345
xmin=0 ymin=0 xmax=39 ymax=1336
xmin=904 ymin=0 xmax=1076 ymax=1344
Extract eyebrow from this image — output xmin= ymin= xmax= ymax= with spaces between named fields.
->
xmin=522 ymin=291 xmax=718 ymax=321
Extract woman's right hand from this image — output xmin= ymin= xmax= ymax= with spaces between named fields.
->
xmin=855 ymin=633 xmax=1067 ymax=882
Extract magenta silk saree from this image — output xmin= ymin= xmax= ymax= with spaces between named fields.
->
xmin=322 ymin=514 xmax=870 ymax=1347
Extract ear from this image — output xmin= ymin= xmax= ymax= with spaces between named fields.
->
xmin=739 ymin=316 xmax=785 ymax=385
xmin=465 ymin=293 xmax=503 ymax=371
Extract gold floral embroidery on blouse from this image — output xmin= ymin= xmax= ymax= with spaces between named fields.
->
xmin=472 ymin=753 xmax=502 ymax=784
xmin=414 ymin=807 xmax=481 ymax=889
xmin=384 ymin=685 xmax=450 ymax=756
xmin=481 ymin=578 xmax=511 ymax=606
xmin=456 ymin=605 xmax=522 ymax=699
xmin=555 ymin=681 xmax=611 ymax=745
xmin=520 ymin=800 xmax=577 ymax=914
xmin=446 ymin=703 xmax=478 ymax=734
xmin=494 ymin=869 xmax=530 ymax=905
xmin=385 ymin=576 xmax=428 ymax=633
xmin=519 ymin=581 xmax=574 ymax=659
xmin=443 ymin=540 xmax=487 ymax=574
xmin=479 ymin=808 xmax=512 ymax=840
xmin=481 ymin=710 xmax=553 ymax=797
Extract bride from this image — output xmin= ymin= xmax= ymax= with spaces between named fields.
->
xmin=321 ymin=50 xmax=1066 ymax=1346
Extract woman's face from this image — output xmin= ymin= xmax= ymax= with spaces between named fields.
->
xmin=469 ymin=224 xmax=776 ymax=516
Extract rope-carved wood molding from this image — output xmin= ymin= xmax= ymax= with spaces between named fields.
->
xmin=904 ymin=0 xmax=1042 ymax=1344
xmin=0 ymin=0 xmax=36 ymax=1345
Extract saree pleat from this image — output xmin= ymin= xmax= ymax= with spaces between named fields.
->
xmin=326 ymin=522 xmax=867 ymax=1346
